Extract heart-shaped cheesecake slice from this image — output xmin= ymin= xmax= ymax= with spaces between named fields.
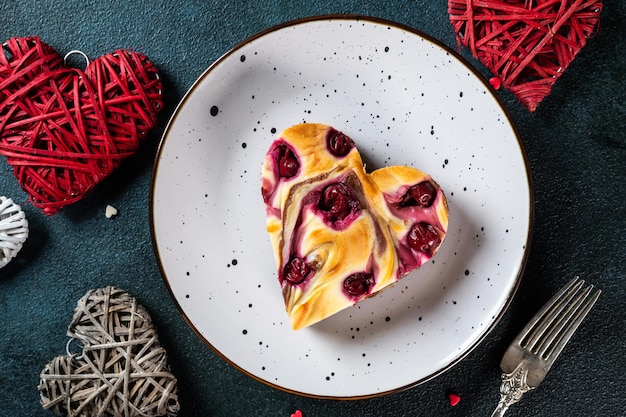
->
xmin=262 ymin=124 xmax=448 ymax=330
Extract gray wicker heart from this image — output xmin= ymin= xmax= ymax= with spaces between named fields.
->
xmin=38 ymin=287 xmax=180 ymax=417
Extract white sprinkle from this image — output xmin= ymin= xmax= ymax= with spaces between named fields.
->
xmin=105 ymin=205 xmax=118 ymax=218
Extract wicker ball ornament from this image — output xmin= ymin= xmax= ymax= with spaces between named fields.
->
xmin=448 ymin=0 xmax=602 ymax=111
xmin=0 ymin=196 xmax=28 ymax=268
xmin=39 ymin=287 xmax=180 ymax=417
xmin=0 ymin=37 xmax=163 ymax=215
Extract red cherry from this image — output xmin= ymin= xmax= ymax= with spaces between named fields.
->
xmin=318 ymin=182 xmax=361 ymax=225
xmin=283 ymin=257 xmax=312 ymax=285
xmin=343 ymin=272 xmax=375 ymax=297
xmin=407 ymin=222 xmax=441 ymax=256
xmin=320 ymin=183 xmax=349 ymax=217
xmin=276 ymin=144 xmax=299 ymax=178
xmin=326 ymin=128 xmax=354 ymax=157
xmin=400 ymin=181 xmax=436 ymax=208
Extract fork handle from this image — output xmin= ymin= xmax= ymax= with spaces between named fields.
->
xmin=491 ymin=363 xmax=534 ymax=417
xmin=490 ymin=403 xmax=508 ymax=417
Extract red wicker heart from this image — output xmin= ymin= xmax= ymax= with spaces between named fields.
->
xmin=448 ymin=0 xmax=602 ymax=111
xmin=0 ymin=37 xmax=163 ymax=215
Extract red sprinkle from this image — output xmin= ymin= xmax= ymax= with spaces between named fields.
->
xmin=448 ymin=392 xmax=461 ymax=406
xmin=290 ymin=411 xmax=303 ymax=417
xmin=489 ymin=77 xmax=502 ymax=90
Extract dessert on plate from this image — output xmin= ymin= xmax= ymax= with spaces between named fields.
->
xmin=261 ymin=123 xmax=448 ymax=330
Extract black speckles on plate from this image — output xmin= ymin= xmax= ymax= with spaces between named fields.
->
xmin=153 ymin=17 xmax=531 ymax=398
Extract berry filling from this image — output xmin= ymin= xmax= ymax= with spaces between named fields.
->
xmin=276 ymin=143 xmax=300 ymax=179
xmin=343 ymin=272 xmax=375 ymax=297
xmin=317 ymin=182 xmax=362 ymax=229
xmin=326 ymin=128 xmax=354 ymax=157
xmin=399 ymin=181 xmax=437 ymax=208
xmin=283 ymin=257 xmax=313 ymax=285
xmin=407 ymin=222 xmax=442 ymax=256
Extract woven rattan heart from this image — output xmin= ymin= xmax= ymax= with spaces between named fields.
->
xmin=38 ymin=287 xmax=179 ymax=417
xmin=448 ymin=0 xmax=602 ymax=111
xmin=0 ymin=37 xmax=163 ymax=214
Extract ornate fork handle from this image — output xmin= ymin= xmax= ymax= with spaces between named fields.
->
xmin=491 ymin=362 xmax=535 ymax=417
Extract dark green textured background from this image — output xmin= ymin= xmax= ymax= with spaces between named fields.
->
xmin=1 ymin=1 xmax=624 ymax=416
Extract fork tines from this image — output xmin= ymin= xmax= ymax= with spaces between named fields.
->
xmin=518 ymin=277 xmax=601 ymax=361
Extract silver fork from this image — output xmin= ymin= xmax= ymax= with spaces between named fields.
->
xmin=491 ymin=277 xmax=601 ymax=417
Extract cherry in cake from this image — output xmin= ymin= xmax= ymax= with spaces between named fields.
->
xmin=261 ymin=123 xmax=448 ymax=330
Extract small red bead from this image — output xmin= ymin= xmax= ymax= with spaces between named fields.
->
xmin=489 ymin=77 xmax=502 ymax=90
xmin=448 ymin=392 xmax=461 ymax=406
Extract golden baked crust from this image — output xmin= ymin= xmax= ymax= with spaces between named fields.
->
xmin=262 ymin=123 xmax=448 ymax=330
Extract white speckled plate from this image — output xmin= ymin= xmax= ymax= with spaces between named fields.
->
xmin=150 ymin=16 xmax=533 ymax=398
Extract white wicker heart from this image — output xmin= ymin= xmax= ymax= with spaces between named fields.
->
xmin=0 ymin=196 xmax=28 ymax=268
